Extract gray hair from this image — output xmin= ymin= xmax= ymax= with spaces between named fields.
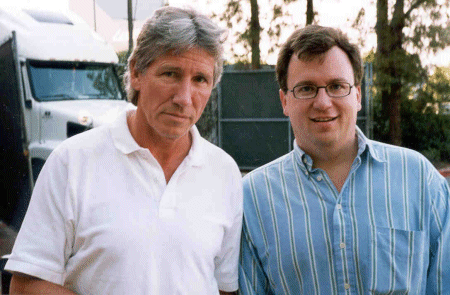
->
xmin=124 ymin=6 xmax=226 ymax=105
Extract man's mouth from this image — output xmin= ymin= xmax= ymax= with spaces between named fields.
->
xmin=165 ymin=112 xmax=189 ymax=119
xmin=311 ymin=117 xmax=336 ymax=122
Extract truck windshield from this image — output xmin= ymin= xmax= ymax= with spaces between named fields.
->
xmin=28 ymin=61 xmax=124 ymax=101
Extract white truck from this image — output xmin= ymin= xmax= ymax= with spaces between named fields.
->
xmin=0 ymin=7 xmax=129 ymax=232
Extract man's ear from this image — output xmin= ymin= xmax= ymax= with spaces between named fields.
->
xmin=279 ymin=89 xmax=289 ymax=117
xmin=129 ymin=60 xmax=141 ymax=91
xmin=356 ymin=85 xmax=362 ymax=111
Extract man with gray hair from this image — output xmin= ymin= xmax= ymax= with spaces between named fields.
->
xmin=5 ymin=6 xmax=242 ymax=294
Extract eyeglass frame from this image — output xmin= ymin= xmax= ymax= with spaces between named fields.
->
xmin=288 ymin=82 xmax=355 ymax=99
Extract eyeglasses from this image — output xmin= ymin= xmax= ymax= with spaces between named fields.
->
xmin=289 ymin=82 xmax=354 ymax=99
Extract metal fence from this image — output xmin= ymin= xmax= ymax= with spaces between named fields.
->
xmin=217 ymin=64 xmax=373 ymax=171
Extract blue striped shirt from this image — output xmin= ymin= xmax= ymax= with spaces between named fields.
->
xmin=239 ymin=128 xmax=450 ymax=294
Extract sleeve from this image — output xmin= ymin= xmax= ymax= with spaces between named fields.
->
xmin=238 ymin=175 xmax=271 ymax=295
xmin=4 ymin=148 xmax=75 ymax=285
xmin=426 ymin=171 xmax=450 ymax=293
xmin=214 ymin=165 xmax=243 ymax=292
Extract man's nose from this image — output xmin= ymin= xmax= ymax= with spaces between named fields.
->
xmin=172 ymin=79 xmax=193 ymax=106
xmin=313 ymin=88 xmax=333 ymax=109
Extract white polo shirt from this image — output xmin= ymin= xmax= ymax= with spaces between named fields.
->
xmin=5 ymin=110 xmax=243 ymax=294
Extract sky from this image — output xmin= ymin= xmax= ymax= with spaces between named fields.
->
xmin=170 ymin=0 xmax=449 ymax=67
xmin=1 ymin=0 xmax=448 ymax=67
xmin=170 ymin=0 xmax=380 ymax=64
xmin=0 ymin=0 xmax=163 ymax=20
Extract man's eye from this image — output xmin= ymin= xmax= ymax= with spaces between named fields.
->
xmin=194 ymin=76 xmax=208 ymax=83
xmin=328 ymin=83 xmax=343 ymax=90
xmin=163 ymin=72 xmax=176 ymax=77
xmin=297 ymin=85 xmax=316 ymax=93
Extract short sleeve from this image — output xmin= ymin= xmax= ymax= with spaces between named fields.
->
xmin=214 ymin=167 xmax=243 ymax=292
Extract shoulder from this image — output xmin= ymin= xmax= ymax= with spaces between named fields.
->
xmin=61 ymin=124 xmax=110 ymax=149
xmin=242 ymin=151 xmax=294 ymax=190
xmin=244 ymin=151 xmax=294 ymax=177
xmin=199 ymin=137 xmax=241 ymax=173
xmin=49 ymin=124 xmax=112 ymax=165
xmin=368 ymin=139 xmax=444 ymax=183
xmin=368 ymin=139 xmax=432 ymax=165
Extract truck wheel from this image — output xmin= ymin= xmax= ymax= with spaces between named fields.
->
xmin=32 ymin=159 xmax=45 ymax=182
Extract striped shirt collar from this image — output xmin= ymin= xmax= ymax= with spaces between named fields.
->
xmin=293 ymin=126 xmax=386 ymax=173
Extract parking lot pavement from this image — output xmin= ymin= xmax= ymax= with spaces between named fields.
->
xmin=0 ymin=221 xmax=16 ymax=257
xmin=439 ymin=168 xmax=450 ymax=185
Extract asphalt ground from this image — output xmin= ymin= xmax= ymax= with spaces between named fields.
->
xmin=439 ymin=168 xmax=450 ymax=185
xmin=0 ymin=222 xmax=16 ymax=258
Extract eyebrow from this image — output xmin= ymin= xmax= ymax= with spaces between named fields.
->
xmin=294 ymin=78 xmax=351 ymax=86
xmin=159 ymin=65 xmax=213 ymax=79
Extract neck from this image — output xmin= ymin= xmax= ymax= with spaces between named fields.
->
xmin=303 ymin=136 xmax=359 ymax=192
xmin=312 ymin=143 xmax=357 ymax=168
xmin=127 ymin=110 xmax=192 ymax=183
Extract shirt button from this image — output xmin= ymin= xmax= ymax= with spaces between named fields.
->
xmin=344 ymin=283 xmax=350 ymax=290
xmin=340 ymin=242 xmax=346 ymax=249
xmin=336 ymin=204 xmax=342 ymax=210
xmin=316 ymin=175 xmax=323 ymax=181
xmin=303 ymin=158 xmax=307 ymax=163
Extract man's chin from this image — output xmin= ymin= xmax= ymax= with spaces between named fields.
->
xmin=157 ymin=127 xmax=191 ymax=141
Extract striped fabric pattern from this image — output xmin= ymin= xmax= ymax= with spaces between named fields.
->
xmin=239 ymin=129 xmax=450 ymax=294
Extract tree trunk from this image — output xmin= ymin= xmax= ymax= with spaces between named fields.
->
xmin=375 ymin=0 xmax=404 ymax=145
xmin=250 ymin=0 xmax=261 ymax=69
xmin=127 ymin=0 xmax=133 ymax=55
xmin=388 ymin=0 xmax=405 ymax=146
xmin=306 ymin=0 xmax=314 ymax=25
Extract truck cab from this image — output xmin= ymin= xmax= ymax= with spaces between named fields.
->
xmin=0 ymin=7 xmax=129 ymax=250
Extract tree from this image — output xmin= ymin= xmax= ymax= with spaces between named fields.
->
xmin=401 ymin=66 xmax=450 ymax=163
xmin=216 ymin=0 xmax=302 ymax=66
xmin=421 ymin=66 xmax=450 ymax=112
xmin=375 ymin=0 xmax=450 ymax=145
xmin=306 ymin=0 xmax=314 ymax=25
xmin=250 ymin=0 xmax=261 ymax=69
xmin=127 ymin=0 xmax=133 ymax=55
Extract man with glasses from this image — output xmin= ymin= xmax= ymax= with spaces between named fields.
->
xmin=239 ymin=25 xmax=450 ymax=294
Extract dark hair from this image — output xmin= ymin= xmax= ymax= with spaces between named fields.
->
xmin=276 ymin=25 xmax=363 ymax=93
xmin=124 ymin=6 xmax=226 ymax=105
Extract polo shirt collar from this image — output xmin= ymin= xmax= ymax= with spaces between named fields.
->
xmin=293 ymin=126 xmax=385 ymax=171
xmin=110 ymin=109 xmax=205 ymax=167
xmin=110 ymin=108 xmax=142 ymax=155
xmin=183 ymin=124 xmax=204 ymax=167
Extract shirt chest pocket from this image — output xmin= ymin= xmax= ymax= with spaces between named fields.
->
xmin=369 ymin=227 xmax=429 ymax=294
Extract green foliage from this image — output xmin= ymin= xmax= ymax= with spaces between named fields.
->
xmin=116 ymin=51 xmax=130 ymax=94
xmin=117 ymin=50 xmax=129 ymax=65
xmin=401 ymin=99 xmax=450 ymax=163
xmin=373 ymin=65 xmax=450 ymax=163
xmin=372 ymin=0 xmax=450 ymax=145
